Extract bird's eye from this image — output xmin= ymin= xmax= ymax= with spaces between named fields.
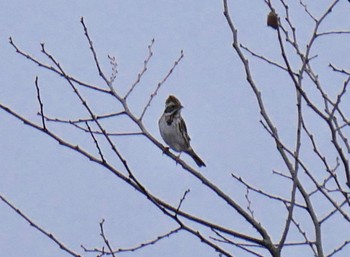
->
xmin=165 ymin=105 xmax=176 ymax=113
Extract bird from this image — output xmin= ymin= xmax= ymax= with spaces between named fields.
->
xmin=159 ymin=95 xmax=206 ymax=167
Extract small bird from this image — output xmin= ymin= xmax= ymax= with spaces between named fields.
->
xmin=159 ymin=95 xmax=206 ymax=167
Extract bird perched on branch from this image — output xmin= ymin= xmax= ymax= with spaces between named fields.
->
xmin=159 ymin=95 xmax=206 ymax=167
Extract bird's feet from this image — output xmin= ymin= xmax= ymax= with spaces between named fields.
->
xmin=175 ymin=153 xmax=182 ymax=165
xmin=162 ymin=146 xmax=170 ymax=154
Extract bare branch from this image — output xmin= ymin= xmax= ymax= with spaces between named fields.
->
xmin=42 ymin=113 xmax=143 ymax=137
xmin=9 ymin=37 xmax=110 ymax=94
xmin=34 ymin=76 xmax=46 ymax=130
xmin=139 ymin=49 xmax=184 ymax=120
xmin=327 ymin=240 xmax=350 ymax=257
xmin=290 ymin=217 xmax=317 ymax=256
xmin=329 ymin=63 xmax=350 ymax=76
xmin=299 ymin=0 xmax=317 ymax=22
xmin=245 ymin=188 xmax=255 ymax=218
xmin=211 ymin=229 xmax=265 ymax=257
xmin=240 ymin=44 xmax=298 ymax=76
xmin=85 ymin=121 xmax=106 ymax=163
xmin=80 ymin=17 xmax=110 ymax=87
xmin=231 ymin=173 xmax=305 ymax=209
xmin=98 ymin=219 xmax=116 ymax=257
xmin=0 ymin=194 xmax=81 ymax=257
xmin=175 ymin=189 xmax=190 ymax=217
xmin=83 ymin=226 xmax=182 ymax=255
xmin=124 ymin=38 xmax=155 ymax=99
xmin=42 ymin=111 xmax=126 ymax=123
xmin=318 ymin=30 xmax=350 ymax=37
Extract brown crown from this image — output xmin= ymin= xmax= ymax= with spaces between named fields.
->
xmin=166 ymin=95 xmax=182 ymax=107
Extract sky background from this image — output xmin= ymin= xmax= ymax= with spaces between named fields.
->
xmin=1 ymin=1 xmax=350 ymax=256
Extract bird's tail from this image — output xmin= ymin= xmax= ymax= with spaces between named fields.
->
xmin=187 ymin=149 xmax=206 ymax=167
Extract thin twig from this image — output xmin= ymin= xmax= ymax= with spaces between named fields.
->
xmin=0 ymin=194 xmax=81 ymax=257
xmin=139 ymin=50 xmax=184 ymax=120
xmin=175 ymin=189 xmax=190 ymax=218
xmin=318 ymin=30 xmax=350 ymax=37
xmin=41 ymin=111 xmax=126 ymax=124
xmin=83 ymin=226 xmax=182 ymax=255
xmin=85 ymin=121 xmax=106 ymax=163
xmin=327 ymin=240 xmax=350 ymax=257
xmin=320 ymin=199 xmax=348 ymax=224
xmin=231 ymin=173 xmax=306 ymax=209
xmin=99 ymin=219 xmax=116 ymax=257
xmin=9 ymin=37 xmax=110 ymax=94
xmin=245 ymin=188 xmax=254 ymax=218
xmin=211 ymin=229 xmax=264 ymax=257
xmin=299 ymin=0 xmax=317 ymax=22
xmin=329 ymin=63 xmax=350 ymax=76
xmin=124 ymin=39 xmax=155 ymax=99
xmin=42 ymin=113 xmax=142 ymax=136
xmin=240 ymin=44 xmax=299 ymax=76
xmin=291 ymin=217 xmax=317 ymax=256
xmin=34 ymin=76 xmax=46 ymax=130
xmin=80 ymin=17 xmax=110 ymax=86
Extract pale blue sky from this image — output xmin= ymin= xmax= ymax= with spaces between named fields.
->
xmin=1 ymin=1 xmax=350 ymax=256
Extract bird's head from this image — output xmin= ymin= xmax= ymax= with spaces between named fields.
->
xmin=164 ymin=95 xmax=183 ymax=114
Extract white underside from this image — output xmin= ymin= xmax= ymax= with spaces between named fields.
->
xmin=159 ymin=115 xmax=188 ymax=152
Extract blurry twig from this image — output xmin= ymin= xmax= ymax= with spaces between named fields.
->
xmin=41 ymin=112 xmax=126 ymax=123
xmin=240 ymin=44 xmax=298 ymax=76
xmin=139 ymin=50 xmax=184 ymax=120
xmin=9 ymin=37 xmax=109 ymax=94
xmin=231 ymin=173 xmax=305 ymax=209
xmin=327 ymin=240 xmax=350 ymax=257
xmin=299 ymin=0 xmax=317 ymax=22
xmin=81 ymin=17 xmax=110 ymax=87
xmin=329 ymin=63 xmax=350 ymax=76
xmin=210 ymin=229 xmax=264 ymax=257
xmin=0 ymin=194 xmax=81 ymax=257
xmin=86 ymin=121 xmax=106 ymax=163
xmin=41 ymin=113 xmax=143 ymax=137
xmin=125 ymin=39 xmax=155 ymax=99
xmin=35 ymin=76 xmax=46 ymax=130
xmin=82 ymin=226 xmax=182 ymax=255
xmin=245 ymin=188 xmax=254 ymax=218
xmin=99 ymin=219 xmax=116 ymax=257
xmin=318 ymin=30 xmax=350 ymax=37
xmin=290 ymin=217 xmax=317 ymax=256
xmin=175 ymin=189 xmax=190 ymax=218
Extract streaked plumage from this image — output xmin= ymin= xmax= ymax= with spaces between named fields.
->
xmin=159 ymin=95 xmax=206 ymax=167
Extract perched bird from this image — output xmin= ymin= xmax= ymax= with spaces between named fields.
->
xmin=159 ymin=95 xmax=206 ymax=167
xmin=267 ymin=10 xmax=279 ymax=30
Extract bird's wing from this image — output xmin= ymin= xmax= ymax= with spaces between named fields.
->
xmin=179 ymin=118 xmax=191 ymax=145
